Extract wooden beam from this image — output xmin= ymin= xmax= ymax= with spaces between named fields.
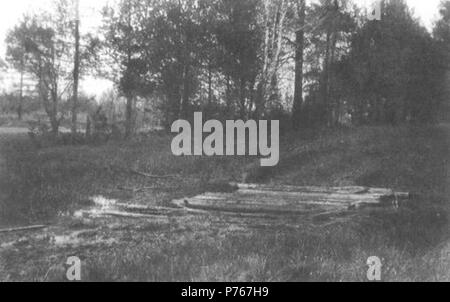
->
xmin=0 ymin=225 xmax=47 ymax=233
xmin=173 ymin=184 xmax=410 ymax=216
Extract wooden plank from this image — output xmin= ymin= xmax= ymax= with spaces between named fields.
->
xmin=199 ymin=191 xmax=385 ymax=206
xmin=175 ymin=199 xmax=330 ymax=216
xmin=115 ymin=203 xmax=185 ymax=216
xmin=174 ymin=192 xmax=350 ymax=216
xmin=173 ymin=184 xmax=410 ymax=216
xmin=236 ymin=190 xmax=385 ymax=203
xmin=129 ymin=170 xmax=178 ymax=179
xmin=234 ymin=183 xmax=409 ymax=199
xmin=234 ymin=183 xmax=377 ymax=194
xmin=77 ymin=209 xmax=170 ymax=220
xmin=190 ymin=194 xmax=351 ymax=209
xmin=0 ymin=225 xmax=47 ymax=233
xmin=172 ymin=198 xmax=308 ymax=218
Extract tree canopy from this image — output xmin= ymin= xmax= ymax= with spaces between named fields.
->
xmin=4 ymin=0 xmax=450 ymax=135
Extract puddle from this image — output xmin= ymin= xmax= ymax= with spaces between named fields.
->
xmin=52 ymin=235 xmax=83 ymax=247
xmin=51 ymin=230 xmax=117 ymax=248
xmin=74 ymin=196 xmax=118 ymax=219
xmin=73 ymin=195 xmax=181 ymax=221
xmin=91 ymin=196 xmax=118 ymax=210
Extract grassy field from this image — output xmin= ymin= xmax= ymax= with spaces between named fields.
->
xmin=0 ymin=124 xmax=449 ymax=281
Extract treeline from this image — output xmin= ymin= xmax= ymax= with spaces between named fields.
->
xmin=299 ymin=0 xmax=447 ymax=127
xmin=5 ymin=0 xmax=450 ymax=137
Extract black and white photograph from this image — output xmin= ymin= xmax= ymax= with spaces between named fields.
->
xmin=0 ymin=0 xmax=449 ymax=284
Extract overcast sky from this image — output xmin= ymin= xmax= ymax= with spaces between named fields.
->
xmin=0 ymin=0 xmax=112 ymax=58
xmin=0 ymin=0 xmax=443 ymax=57
xmin=0 ymin=0 xmax=113 ymax=96
xmin=0 ymin=0 xmax=444 ymax=96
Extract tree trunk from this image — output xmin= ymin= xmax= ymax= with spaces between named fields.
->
xmin=255 ymin=82 xmax=265 ymax=119
xmin=51 ymin=89 xmax=59 ymax=136
xmin=18 ymin=66 xmax=24 ymax=121
xmin=326 ymin=0 xmax=339 ymax=127
xmin=292 ymin=1 xmax=306 ymax=130
xmin=239 ymin=79 xmax=247 ymax=119
xmin=72 ymin=0 xmax=80 ymax=135
xmin=125 ymin=95 xmax=134 ymax=138
xmin=208 ymin=63 xmax=213 ymax=106
xmin=226 ymin=75 xmax=232 ymax=118
xmin=268 ymin=0 xmax=287 ymax=104
xmin=256 ymin=0 xmax=271 ymax=120
xmin=322 ymin=30 xmax=331 ymax=123
xmin=180 ymin=64 xmax=190 ymax=119
xmin=328 ymin=35 xmax=338 ymax=127
xmin=50 ymin=116 xmax=59 ymax=136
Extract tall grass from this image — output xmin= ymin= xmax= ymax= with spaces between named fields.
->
xmin=0 ymin=124 xmax=449 ymax=281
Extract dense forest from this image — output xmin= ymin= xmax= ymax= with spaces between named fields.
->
xmin=3 ymin=0 xmax=450 ymax=137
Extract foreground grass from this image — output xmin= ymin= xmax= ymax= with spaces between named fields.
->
xmin=0 ymin=124 xmax=449 ymax=281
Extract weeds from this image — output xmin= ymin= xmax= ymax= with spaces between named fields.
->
xmin=0 ymin=124 xmax=449 ymax=281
